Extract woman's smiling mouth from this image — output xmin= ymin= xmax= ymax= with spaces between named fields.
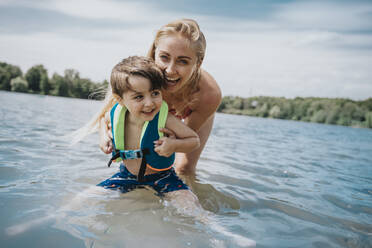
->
xmin=165 ymin=77 xmax=180 ymax=86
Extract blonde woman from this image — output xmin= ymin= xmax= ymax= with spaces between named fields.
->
xmin=100 ymin=19 xmax=221 ymax=176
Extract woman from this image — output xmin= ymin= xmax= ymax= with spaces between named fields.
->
xmin=99 ymin=19 xmax=221 ymax=176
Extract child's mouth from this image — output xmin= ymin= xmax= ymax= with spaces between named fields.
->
xmin=142 ymin=109 xmax=155 ymax=115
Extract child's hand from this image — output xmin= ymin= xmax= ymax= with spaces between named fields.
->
xmin=154 ymin=137 xmax=175 ymax=157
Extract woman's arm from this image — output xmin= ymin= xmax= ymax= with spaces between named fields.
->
xmin=154 ymin=113 xmax=200 ymax=157
xmin=184 ymin=70 xmax=221 ymax=132
xmin=175 ymin=70 xmax=222 ymax=175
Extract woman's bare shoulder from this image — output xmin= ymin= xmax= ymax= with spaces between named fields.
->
xmin=198 ymin=69 xmax=222 ymax=110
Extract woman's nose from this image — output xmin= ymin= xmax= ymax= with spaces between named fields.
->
xmin=165 ymin=62 xmax=176 ymax=75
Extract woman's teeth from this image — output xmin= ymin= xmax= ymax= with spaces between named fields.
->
xmin=166 ymin=78 xmax=180 ymax=85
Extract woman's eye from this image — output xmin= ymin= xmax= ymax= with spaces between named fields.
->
xmin=178 ymin=59 xmax=188 ymax=65
xmin=160 ymin=55 xmax=168 ymax=61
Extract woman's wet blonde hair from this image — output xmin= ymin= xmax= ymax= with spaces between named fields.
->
xmin=147 ymin=19 xmax=206 ymax=114
xmin=69 ymin=56 xmax=164 ymax=144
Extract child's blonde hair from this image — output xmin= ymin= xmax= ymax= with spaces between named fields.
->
xmin=71 ymin=56 xmax=164 ymax=144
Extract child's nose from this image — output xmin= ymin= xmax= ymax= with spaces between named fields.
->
xmin=144 ymin=97 xmax=154 ymax=106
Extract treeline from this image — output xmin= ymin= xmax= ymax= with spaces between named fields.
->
xmin=0 ymin=62 xmax=107 ymax=100
xmin=218 ymin=96 xmax=372 ymax=128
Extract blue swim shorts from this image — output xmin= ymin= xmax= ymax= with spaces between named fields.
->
xmin=97 ymin=164 xmax=189 ymax=195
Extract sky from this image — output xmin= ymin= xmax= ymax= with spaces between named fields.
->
xmin=1 ymin=0 xmax=372 ymax=100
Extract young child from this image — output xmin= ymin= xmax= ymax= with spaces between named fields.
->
xmin=94 ymin=56 xmax=200 ymax=196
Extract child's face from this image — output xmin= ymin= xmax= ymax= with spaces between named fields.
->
xmin=120 ymin=75 xmax=163 ymax=122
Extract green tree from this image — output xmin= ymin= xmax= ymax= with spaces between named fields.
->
xmin=25 ymin=65 xmax=48 ymax=93
xmin=74 ymin=78 xmax=95 ymax=99
xmin=307 ymin=100 xmax=323 ymax=117
xmin=64 ymin=69 xmax=80 ymax=97
xmin=258 ymin=103 xmax=269 ymax=117
xmin=0 ymin=62 xmax=22 ymax=90
xmin=360 ymin=98 xmax=372 ymax=111
xmin=325 ymin=106 xmax=340 ymax=124
xmin=293 ymin=99 xmax=311 ymax=120
xmin=365 ymin=112 xmax=372 ymax=128
xmin=232 ymin=97 xmax=243 ymax=110
xmin=10 ymin=76 xmax=28 ymax=92
xmin=269 ymin=105 xmax=281 ymax=118
xmin=279 ymin=101 xmax=293 ymax=119
xmin=311 ymin=109 xmax=327 ymax=123
xmin=51 ymin=73 xmax=69 ymax=97
xmin=0 ymin=66 xmax=10 ymax=90
xmin=216 ymin=95 xmax=371 ymax=128
xmin=40 ymin=73 xmax=52 ymax=95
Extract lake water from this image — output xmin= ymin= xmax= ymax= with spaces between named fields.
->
xmin=0 ymin=91 xmax=371 ymax=248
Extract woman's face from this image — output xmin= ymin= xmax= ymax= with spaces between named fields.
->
xmin=154 ymin=34 xmax=198 ymax=93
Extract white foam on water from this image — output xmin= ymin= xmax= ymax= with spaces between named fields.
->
xmin=209 ymin=222 xmax=256 ymax=247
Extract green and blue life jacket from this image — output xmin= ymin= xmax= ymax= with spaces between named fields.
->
xmin=108 ymin=101 xmax=175 ymax=181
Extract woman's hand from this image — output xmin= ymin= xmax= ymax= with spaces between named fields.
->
xmin=159 ymin=127 xmax=176 ymax=139
xmin=99 ymin=113 xmax=113 ymax=154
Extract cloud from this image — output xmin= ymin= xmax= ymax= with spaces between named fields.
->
xmin=204 ymin=26 xmax=372 ymax=100
xmin=1 ymin=0 xmax=161 ymax=22
xmin=273 ymin=1 xmax=372 ymax=32
xmin=0 ymin=0 xmax=371 ymax=100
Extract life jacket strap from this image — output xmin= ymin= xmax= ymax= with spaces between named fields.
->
xmin=107 ymin=152 xmax=121 ymax=167
xmin=137 ymin=148 xmax=150 ymax=182
xmin=107 ymin=148 xmax=151 ymax=182
xmin=107 ymin=148 xmax=147 ymax=167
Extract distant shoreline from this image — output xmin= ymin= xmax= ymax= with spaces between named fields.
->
xmin=218 ymin=96 xmax=372 ymax=129
xmin=0 ymin=61 xmax=107 ymax=100
xmin=2 ymin=61 xmax=371 ymax=129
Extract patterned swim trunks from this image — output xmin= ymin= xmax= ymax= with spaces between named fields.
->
xmin=97 ymin=164 xmax=189 ymax=195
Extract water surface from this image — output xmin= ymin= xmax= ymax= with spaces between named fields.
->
xmin=1 ymin=91 xmax=371 ymax=247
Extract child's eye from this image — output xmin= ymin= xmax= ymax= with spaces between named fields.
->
xmin=134 ymin=95 xmax=143 ymax=100
xmin=152 ymin=91 xmax=161 ymax=97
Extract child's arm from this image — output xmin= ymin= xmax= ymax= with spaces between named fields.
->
xmin=154 ymin=114 xmax=200 ymax=157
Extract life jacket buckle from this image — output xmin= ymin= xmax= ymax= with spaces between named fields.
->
xmin=120 ymin=149 xmax=144 ymax=160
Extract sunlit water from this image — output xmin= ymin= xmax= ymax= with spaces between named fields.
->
xmin=1 ymin=91 xmax=371 ymax=248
